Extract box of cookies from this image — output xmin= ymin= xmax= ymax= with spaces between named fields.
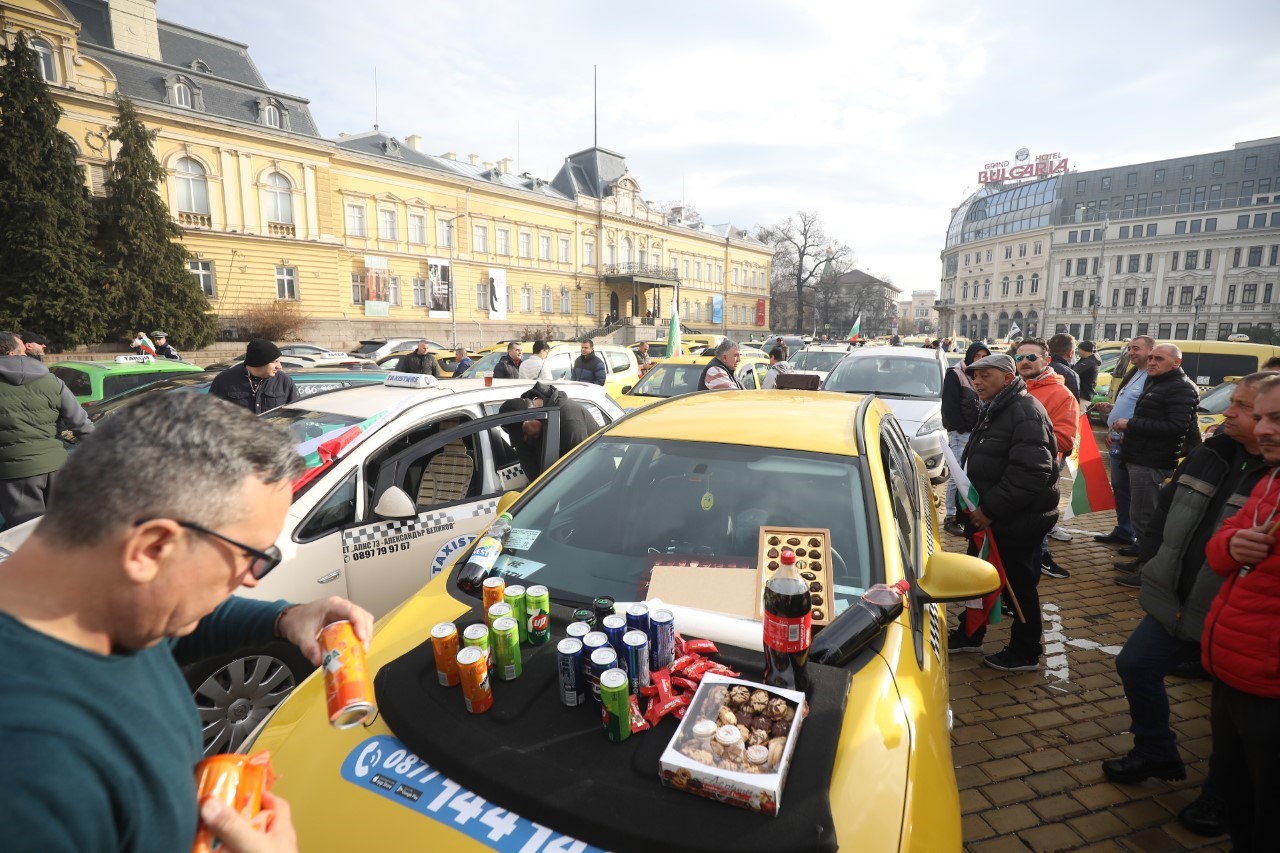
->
xmin=756 ymin=527 xmax=834 ymax=626
xmin=657 ymin=674 xmax=807 ymax=815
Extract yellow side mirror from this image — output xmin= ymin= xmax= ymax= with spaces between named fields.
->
xmin=916 ymin=552 xmax=1001 ymax=603
xmin=496 ymin=489 xmax=522 ymax=517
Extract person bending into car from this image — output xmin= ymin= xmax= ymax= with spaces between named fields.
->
xmin=0 ymin=392 xmax=374 ymax=853
xmin=497 ymin=382 xmax=599 ymax=479
xmin=949 ymin=353 xmax=1060 ymax=672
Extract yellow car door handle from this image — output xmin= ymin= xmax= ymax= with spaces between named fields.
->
xmin=317 ymin=570 xmax=340 ymax=584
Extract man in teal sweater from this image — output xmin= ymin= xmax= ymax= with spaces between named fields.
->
xmin=0 ymin=392 xmax=373 ymax=852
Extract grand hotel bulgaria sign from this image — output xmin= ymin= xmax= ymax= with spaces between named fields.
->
xmin=979 ymin=148 xmax=1069 ymax=184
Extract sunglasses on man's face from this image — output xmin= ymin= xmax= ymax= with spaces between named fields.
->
xmin=1013 ymin=354 xmax=1041 ymax=362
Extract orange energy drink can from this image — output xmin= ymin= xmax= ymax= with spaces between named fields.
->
xmin=457 ymin=645 xmax=493 ymax=714
xmin=318 ymin=620 xmax=374 ymax=728
xmin=430 ymin=621 xmax=461 ymax=687
xmin=482 ymin=575 xmax=506 ymax=612
xmin=192 ymin=752 xmax=274 ymax=853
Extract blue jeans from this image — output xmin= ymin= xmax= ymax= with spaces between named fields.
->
xmin=1116 ymin=615 xmax=1197 ymax=761
xmin=1109 ymin=445 xmax=1135 ymax=541
xmin=945 ymin=432 xmax=970 ymax=516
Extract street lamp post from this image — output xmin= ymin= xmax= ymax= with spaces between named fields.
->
xmin=1194 ymin=292 xmax=1206 ymax=340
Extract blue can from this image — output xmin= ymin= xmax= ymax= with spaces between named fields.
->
xmin=556 ymin=638 xmax=585 ymax=707
xmin=566 ymin=621 xmax=592 ymax=641
xmin=602 ymin=614 xmax=628 ymax=663
xmin=582 ymin=630 xmax=609 ymax=656
xmin=625 ymin=603 xmax=650 ymax=635
xmin=588 ymin=646 xmax=619 ymax=708
xmin=622 ymin=630 xmax=651 ymax=694
xmin=649 ymin=608 xmax=676 ymax=672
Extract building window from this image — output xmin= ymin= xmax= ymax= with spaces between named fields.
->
xmin=436 ymin=217 xmax=453 ymax=248
xmin=1111 ymin=289 xmax=1119 ymax=307
xmin=1068 ymin=231 xmax=1078 ymax=244
xmin=408 ymin=213 xmax=426 ymax=244
xmin=1141 ymin=287 xmax=1149 ymax=306
xmin=584 ymin=242 xmax=595 ymax=266
xmin=1213 ymin=160 xmax=1226 ymax=177
xmin=1033 ymin=241 xmax=1042 ymax=256
xmin=519 ymin=286 xmax=532 ymax=312
xmin=412 ymin=277 xmax=428 ymax=307
xmin=1101 ymin=176 xmax=1112 ymax=191
xmin=985 ymin=249 xmax=992 ymax=262
xmin=539 ymin=235 xmax=551 ymax=261
xmin=1228 ymin=285 xmax=1237 ymax=304
xmin=1120 ymin=226 xmax=1130 ymax=239
xmin=683 ymin=259 xmax=690 ymax=278
xmin=1255 ymin=213 xmax=1269 ymax=229
xmin=1244 ymin=283 xmax=1257 ymax=304
xmin=387 ymin=276 xmax=400 ymax=306
xmin=496 ymin=228 xmax=510 ymax=255
xmin=1075 ymin=258 xmax=1088 ymax=276
xmin=350 ymin=273 xmax=364 ymax=304
xmin=1004 ymin=246 xmax=1012 ymax=260
xmin=1166 ymin=287 xmax=1175 ymax=306
xmin=345 ymin=203 xmax=366 ymax=237
xmin=1171 ymin=252 xmax=1179 ymax=271
xmin=1233 ymin=248 xmax=1242 ymax=267
xmin=1018 ymin=244 xmax=1027 ymax=258
xmin=1116 ymin=256 xmax=1123 ymax=274
xmin=1272 ymin=245 xmax=1280 ymax=266
xmin=1000 ymin=276 xmax=1009 ymax=296
xmin=1061 ymin=291 xmax=1069 ymax=309
xmin=1189 ymin=220 xmax=1202 ymax=234
xmin=173 ymin=82 xmax=192 ymax=109
xmin=1248 ymin=246 xmax=1264 ymax=267
xmin=1183 ymin=164 xmax=1194 ymax=181
xmin=263 ymin=171 xmax=293 ymax=225
xmin=1205 ymin=217 xmax=1217 ymax=232
xmin=1123 ymin=288 xmax=1136 ymax=307
xmin=963 ymin=283 xmax=969 ymax=300
xmin=519 ymin=232 xmax=532 ymax=259
xmin=963 ymin=253 xmax=970 ymax=266
xmin=1072 ymin=290 xmax=1084 ymax=308
xmin=1144 ymin=254 xmax=1153 ymax=273
xmin=189 ymin=260 xmax=215 ymax=297
xmin=378 ymin=208 xmax=397 ymax=241
xmin=1244 ymin=155 xmax=1258 ymax=172
xmin=560 ymin=287 xmax=571 ymax=314
xmin=1185 ymin=250 xmax=1199 ymax=271
xmin=1015 ymin=274 xmax=1024 ymax=295
xmin=473 ymin=225 xmax=489 ymax=253
xmin=275 ymin=266 xmax=297 ymax=300
xmin=175 ymin=157 xmax=210 ymax=214
xmin=585 ymin=292 xmax=595 ymax=316
xmin=1180 ymin=286 xmax=1194 ymax=306
xmin=1205 ymin=249 xmax=1213 ymax=268
xmin=1266 ymin=283 xmax=1274 ymax=303
xmin=1031 ymin=273 xmax=1039 ymax=294
xmin=983 ymin=281 xmax=990 ymax=298
xmin=541 ymin=287 xmax=552 ymax=313
xmin=559 ymin=237 xmax=570 ymax=263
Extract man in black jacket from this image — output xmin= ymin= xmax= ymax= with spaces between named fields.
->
xmin=1073 ymin=340 xmax=1101 ymax=402
xmin=941 ymin=341 xmax=990 ymax=536
xmin=493 ymin=342 xmax=522 ymax=379
xmin=1046 ymin=332 xmax=1082 ymax=399
xmin=209 ymin=339 xmax=298 ymax=414
xmin=396 ymin=341 xmax=443 ymax=377
xmin=1115 ymin=344 xmax=1199 ymax=560
xmin=497 ymin=383 xmax=599 ymax=478
xmin=952 ymin=353 xmax=1060 ymax=671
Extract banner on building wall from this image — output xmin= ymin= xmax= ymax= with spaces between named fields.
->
xmin=488 ymin=269 xmax=508 ymax=320
xmin=428 ymin=260 xmax=451 ymax=318
xmin=756 ymin=299 xmax=766 ymax=326
xmin=711 ymin=295 xmax=723 ymax=324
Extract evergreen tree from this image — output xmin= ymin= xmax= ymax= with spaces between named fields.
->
xmin=98 ymin=96 xmax=217 ymax=348
xmin=0 ymin=34 xmax=105 ymax=349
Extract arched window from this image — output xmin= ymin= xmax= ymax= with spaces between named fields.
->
xmin=621 ymin=237 xmax=632 ymax=265
xmin=264 ymin=103 xmax=281 ymax=128
xmin=1027 ymin=310 xmax=1040 ymax=336
xmin=1015 ymin=274 xmax=1025 ymax=295
xmin=962 ymin=283 xmax=969 ymax=300
xmin=29 ymin=38 xmax=56 ymax=83
xmin=983 ymin=280 xmax=990 ymax=298
xmin=175 ymin=157 xmax=209 ymax=214
xmin=1001 ymin=276 xmax=1010 ymax=296
xmin=998 ymin=311 xmax=1010 ymax=338
xmin=173 ymin=82 xmax=192 ymax=108
xmin=264 ymin=171 xmax=293 ymax=224
xmin=979 ymin=313 xmax=990 ymax=338
xmin=1030 ymin=273 xmax=1040 ymax=294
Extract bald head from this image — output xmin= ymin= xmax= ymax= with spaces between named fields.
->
xmin=1147 ymin=344 xmax=1183 ymax=377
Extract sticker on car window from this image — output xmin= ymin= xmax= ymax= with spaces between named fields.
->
xmin=504 ymin=529 xmax=540 ymax=551
xmin=431 ymin=535 xmax=477 ymax=578
xmin=342 ymin=735 xmax=602 ymax=852
xmin=494 ymin=555 xmax=544 ymax=578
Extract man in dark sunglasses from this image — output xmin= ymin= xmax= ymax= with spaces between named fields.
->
xmin=0 ymin=393 xmax=373 ymax=852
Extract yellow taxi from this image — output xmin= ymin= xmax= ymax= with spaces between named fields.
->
xmin=616 ymin=353 xmax=770 ymax=412
xmin=245 ymin=391 xmax=999 ymax=851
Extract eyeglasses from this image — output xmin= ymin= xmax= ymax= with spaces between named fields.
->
xmin=1013 ymin=354 xmax=1040 ymax=362
xmin=139 ymin=519 xmax=283 ymax=580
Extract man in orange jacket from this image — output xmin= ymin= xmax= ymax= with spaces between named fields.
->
xmin=1015 ymin=338 xmax=1079 ymax=579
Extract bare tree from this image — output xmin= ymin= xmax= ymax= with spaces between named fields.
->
xmin=756 ymin=211 xmax=854 ymax=333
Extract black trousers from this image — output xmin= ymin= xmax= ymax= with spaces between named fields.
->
xmin=1211 ymin=679 xmax=1280 ymax=852
xmin=962 ymin=518 xmax=1055 ymax=658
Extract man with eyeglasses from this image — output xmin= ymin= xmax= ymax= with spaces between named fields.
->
xmin=0 ymin=392 xmax=372 ymax=853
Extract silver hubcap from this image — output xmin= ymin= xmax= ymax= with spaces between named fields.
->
xmin=194 ymin=655 xmax=298 ymax=755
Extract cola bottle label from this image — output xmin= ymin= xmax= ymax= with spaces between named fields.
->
xmin=763 ymin=611 xmax=812 ymax=653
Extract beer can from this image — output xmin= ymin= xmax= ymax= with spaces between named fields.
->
xmin=192 ymin=752 xmax=272 ymax=853
xmin=622 ymin=630 xmax=651 ymax=694
xmin=526 ymin=584 xmax=551 ymax=645
xmin=592 ymin=595 xmax=616 ymax=625
xmin=625 ymin=603 xmax=650 ymax=635
xmin=599 ymin=668 xmax=631 ymax=743
xmin=318 ymin=620 xmax=374 ymax=728
xmin=429 ymin=622 xmax=461 ymax=687
xmin=572 ymin=607 xmax=596 ymax=628
xmin=457 ymin=645 xmax=493 ymax=714
xmin=602 ymin=614 xmax=627 ymax=664
xmin=649 ymin=608 xmax=676 ymax=672
xmin=482 ymin=575 xmax=506 ymax=612
xmin=492 ymin=617 xmax=522 ymax=681
xmin=566 ymin=620 xmax=592 ymax=641
xmin=462 ymin=622 xmax=493 ymax=669
xmin=556 ymin=637 xmax=585 ymax=706
xmin=505 ymin=584 xmax=528 ymax=644
xmin=588 ymin=646 xmax=618 ymax=709
xmin=487 ymin=601 xmax=513 ymax=629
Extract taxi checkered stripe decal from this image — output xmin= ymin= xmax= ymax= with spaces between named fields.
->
xmin=928 ymin=605 xmax=942 ymax=661
xmin=497 ymin=464 xmax=525 ymax=483
xmin=464 ymin=498 xmax=499 ymax=518
xmin=343 ymin=518 xmax=419 ymax=547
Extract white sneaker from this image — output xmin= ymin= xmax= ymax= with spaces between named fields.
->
xmin=1050 ymin=526 xmax=1073 ymax=542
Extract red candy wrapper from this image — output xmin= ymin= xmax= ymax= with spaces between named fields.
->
xmin=672 ymin=676 xmax=699 ymax=693
xmin=629 ymin=695 xmax=651 ymax=733
xmin=681 ymin=638 xmax=719 ymax=655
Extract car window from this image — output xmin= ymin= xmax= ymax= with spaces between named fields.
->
xmin=789 ymin=350 xmax=848 ymax=372
xmin=297 ymin=470 xmax=358 ymax=541
xmin=364 ymin=416 xmax=480 ymax=512
xmin=103 ymin=371 xmax=178 ymax=399
xmin=825 ymin=356 xmax=942 ymax=397
xmin=261 ymin=408 xmax=366 ymax=445
xmin=544 ymin=352 xmax=572 ymax=380
xmin=605 ymin=349 xmax=632 ymax=373
xmin=461 ymin=351 xmax=504 ymax=377
xmin=51 ymin=366 xmax=92 ymax=398
xmin=629 ymin=364 xmax=703 ymax=398
xmin=1197 ymin=381 xmax=1236 ymax=415
xmin=1181 ymin=353 xmax=1258 ymax=387
xmin=738 ymin=365 xmax=758 ymax=389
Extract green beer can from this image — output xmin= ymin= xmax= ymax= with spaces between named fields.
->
xmin=599 ymin=668 xmax=631 ymax=742
xmin=492 ymin=617 xmax=522 ymax=681
xmin=487 ymin=602 xmax=512 ymax=629
xmin=526 ymin=584 xmax=551 ymax=645
xmin=505 ymin=584 xmax=528 ymax=644
xmin=461 ymin=623 xmax=492 ymax=668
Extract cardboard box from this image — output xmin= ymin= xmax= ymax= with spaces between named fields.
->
xmin=756 ymin=527 xmax=834 ymax=627
xmin=647 ymin=565 xmax=758 ymax=619
xmin=658 ymin=675 xmax=807 ymax=816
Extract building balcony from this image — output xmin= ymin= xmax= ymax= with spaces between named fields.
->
xmin=178 ymin=211 xmax=211 ymax=228
xmin=603 ymin=262 xmax=679 ymax=283
xmin=268 ymin=221 xmax=296 ymax=237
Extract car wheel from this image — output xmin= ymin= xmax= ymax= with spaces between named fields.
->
xmin=185 ymin=642 xmax=315 ymax=756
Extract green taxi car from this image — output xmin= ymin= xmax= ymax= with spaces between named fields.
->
xmin=50 ymin=355 xmax=204 ymax=404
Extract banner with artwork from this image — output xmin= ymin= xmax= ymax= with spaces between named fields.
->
xmin=711 ymin=294 xmax=723 ymax=324
xmin=488 ymin=268 xmax=507 ymax=320
xmin=428 ymin=260 xmax=451 ymax=318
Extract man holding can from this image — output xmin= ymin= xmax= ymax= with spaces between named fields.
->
xmin=0 ymin=392 xmax=373 ymax=852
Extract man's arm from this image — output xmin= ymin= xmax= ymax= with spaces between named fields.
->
xmin=55 ymin=380 xmax=94 ymax=436
xmin=593 ymin=357 xmax=607 ymax=385
xmin=171 ymin=596 xmax=288 ymax=667
xmin=281 ymin=373 xmax=299 ymax=405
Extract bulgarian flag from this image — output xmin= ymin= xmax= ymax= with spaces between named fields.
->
xmin=942 ymin=441 xmax=1023 ymax=625
xmin=1064 ymin=411 xmax=1115 ymax=519
xmin=292 ymin=410 xmax=391 ymax=492
xmin=133 ymin=333 xmax=156 ymax=356
xmin=847 ymin=313 xmax=862 ymax=341
xmin=667 ymin=298 xmax=681 ymax=355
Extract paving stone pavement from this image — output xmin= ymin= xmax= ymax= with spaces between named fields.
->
xmin=942 ymin=429 xmax=1231 ymax=852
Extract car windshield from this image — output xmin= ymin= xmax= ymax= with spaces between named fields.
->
xmin=1098 ymin=350 xmax=1122 ymax=372
xmin=481 ymin=437 xmax=875 ymax=623
xmin=354 ymin=341 xmax=385 ymax=356
xmin=789 ymin=350 xmax=847 ymax=372
xmin=461 ymin=350 xmax=505 ymax=377
xmin=1197 ymin=381 xmax=1237 ymax=415
xmin=824 ymin=355 xmax=942 ymax=397
xmin=626 ymin=363 xmax=705 ymax=397
xmin=260 ymin=407 xmax=368 ymax=445
xmin=87 ymin=374 xmax=212 ymax=421
xmin=102 ymin=370 xmax=191 ymax=400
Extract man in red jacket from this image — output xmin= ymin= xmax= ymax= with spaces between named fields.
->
xmin=1202 ymin=373 xmax=1280 ymax=851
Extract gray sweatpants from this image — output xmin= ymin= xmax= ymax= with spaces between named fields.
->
xmin=0 ymin=473 xmax=55 ymax=532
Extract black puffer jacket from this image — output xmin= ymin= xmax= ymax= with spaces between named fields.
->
xmin=1119 ymin=366 xmax=1199 ymax=470
xmin=396 ymin=351 xmax=442 ymax=377
xmin=1073 ymin=354 xmax=1100 ymax=401
xmin=961 ymin=376 xmax=1059 ymax=528
xmin=941 ymin=342 xmax=989 ymax=432
xmin=208 ymin=366 xmax=298 ymax=414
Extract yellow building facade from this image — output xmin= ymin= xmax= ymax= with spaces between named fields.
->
xmin=2 ymin=0 xmax=772 ymax=348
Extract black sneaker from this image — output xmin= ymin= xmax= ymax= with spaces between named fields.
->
xmin=1041 ymin=558 xmax=1070 ymax=579
xmin=947 ymin=629 xmax=984 ymax=654
xmin=943 ymin=518 xmax=966 ymax=537
xmin=1178 ymin=792 xmax=1227 ymax=837
xmin=1116 ymin=571 xmax=1142 ymax=588
xmin=983 ymin=647 xmax=1039 ymax=672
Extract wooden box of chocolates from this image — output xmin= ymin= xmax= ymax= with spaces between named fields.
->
xmin=755 ymin=527 xmax=834 ymax=626
xmin=657 ymin=674 xmax=807 ymax=815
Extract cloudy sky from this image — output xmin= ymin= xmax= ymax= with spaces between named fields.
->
xmin=164 ymin=0 xmax=1280 ymax=292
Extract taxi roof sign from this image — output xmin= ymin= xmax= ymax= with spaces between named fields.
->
xmin=383 ymin=372 xmax=438 ymax=389
xmin=115 ymin=354 xmax=155 ymax=364
xmin=321 ymin=351 xmax=349 ymax=359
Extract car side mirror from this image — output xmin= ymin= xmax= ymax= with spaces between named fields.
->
xmin=496 ymin=489 xmax=522 ymax=517
xmin=373 ymin=486 xmax=417 ymax=520
xmin=621 ymin=385 xmax=633 ymax=395
xmin=914 ymin=552 xmax=1001 ymax=603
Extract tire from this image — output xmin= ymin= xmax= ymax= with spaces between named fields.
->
xmin=184 ymin=642 xmax=315 ymax=756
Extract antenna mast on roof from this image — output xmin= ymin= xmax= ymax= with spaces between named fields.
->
xmin=373 ymin=66 xmax=379 ymax=132
xmin=593 ymin=65 xmax=597 ymax=150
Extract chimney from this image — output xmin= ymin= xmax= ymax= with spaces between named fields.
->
xmin=108 ymin=0 xmax=162 ymax=61
xmin=404 ymin=134 xmax=421 ymax=151
xmin=442 ymin=151 xmax=456 ymax=161
xmin=468 ymin=154 xmax=479 ymax=166
xmin=670 ymin=205 xmax=684 ymax=224
xmin=482 ymin=161 xmax=493 ymax=171
xmin=498 ymin=157 xmax=513 ymax=174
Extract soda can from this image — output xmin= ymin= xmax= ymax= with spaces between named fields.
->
xmin=482 ymin=575 xmax=506 ymax=612
xmin=457 ymin=646 xmax=493 ymax=714
xmin=566 ymin=621 xmax=592 ymax=641
xmin=581 ymin=630 xmax=610 ymax=656
xmin=649 ymin=608 xmax=676 ymax=672
xmin=622 ymin=630 xmax=651 ymax=694
xmin=592 ymin=595 xmax=616 ymax=625
xmin=192 ymin=752 xmax=272 ymax=853
xmin=588 ymin=646 xmax=618 ymax=708
xmin=602 ymin=614 xmax=627 ymax=664
xmin=625 ymin=603 xmax=650 ymax=635
xmin=317 ymin=620 xmax=374 ymax=728
xmin=429 ymin=622 xmax=460 ymax=687
xmin=462 ymin=623 xmax=493 ymax=669
xmin=556 ymin=637 xmax=585 ymax=706
xmin=526 ymin=584 xmax=551 ymax=645
xmin=599 ymin=668 xmax=632 ymax=743
xmin=492 ymin=617 xmax=522 ymax=681
xmin=487 ymin=601 xmax=513 ymax=629
xmin=572 ymin=607 xmax=596 ymax=628
xmin=505 ymin=584 xmax=528 ymax=644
